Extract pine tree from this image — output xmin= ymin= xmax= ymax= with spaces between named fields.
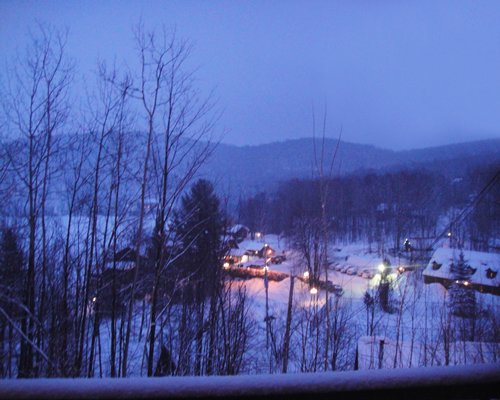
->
xmin=449 ymin=252 xmax=476 ymax=318
xmin=173 ymin=179 xmax=224 ymax=301
xmin=0 ymin=227 xmax=23 ymax=290
xmin=0 ymin=227 xmax=24 ymax=377
xmin=173 ymin=179 xmax=225 ymax=374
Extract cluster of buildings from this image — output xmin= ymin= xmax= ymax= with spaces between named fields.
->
xmin=223 ymin=225 xmax=286 ymax=268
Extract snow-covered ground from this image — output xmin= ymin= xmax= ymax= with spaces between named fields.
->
xmin=228 ymin=235 xmax=500 ymax=373
xmin=14 ymin=226 xmax=495 ymax=377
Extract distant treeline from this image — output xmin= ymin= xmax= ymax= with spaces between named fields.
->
xmin=238 ymin=164 xmax=499 ymax=252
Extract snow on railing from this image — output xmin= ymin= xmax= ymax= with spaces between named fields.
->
xmin=0 ymin=363 xmax=498 ymax=399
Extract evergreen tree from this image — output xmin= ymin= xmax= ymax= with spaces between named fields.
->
xmin=378 ymin=258 xmax=393 ymax=313
xmin=449 ymin=252 xmax=476 ymax=319
xmin=0 ymin=227 xmax=24 ymax=291
xmin=0 ymin=227 xmax=24 ymax=377
xmin=154 ymin=345 xmax=176 ymax=376
xmin=173 ymin=179 xmax=225 ymax=301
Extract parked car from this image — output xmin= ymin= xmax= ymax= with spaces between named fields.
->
xmin=346 ymin=266 xmax=357 ymax=275
xmin=358 ymin=268 xmax=374 ymax=279
xmin=361 ymin=270 xmax=375 ymax=279
xmin=325 ymin=281 xmax=344 ymax=296
xmin=340 ymin=264 xmax=351 ymax=273
xmin=271 ymin=255 xmax=286 ymax=264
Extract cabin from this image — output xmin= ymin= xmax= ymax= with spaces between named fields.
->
xmin=224 ymin=247 xmax=250 ymax=267
xmin=423 ymin=248 xmax=500 ymax=296
xmin=228 ymin=224 xmax=250 ymax=243
xmin=106 ymin=247 xmax=136 ymax=270
xmin=258 ymin=244 xmax=275 ymax=259
xmin=90 ymin=247 xmax=155 ymax=316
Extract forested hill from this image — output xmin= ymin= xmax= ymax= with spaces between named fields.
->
xmin=2 ymin=134 xmax=498 ymax=215
xmin=198 ymin=138 xmax=500 ymax=195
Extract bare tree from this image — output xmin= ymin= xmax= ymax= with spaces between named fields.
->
xmin=119 ymin=25 xmax=218 ymax=377
xmin=2 ymin=23 xmax=73 ymax=377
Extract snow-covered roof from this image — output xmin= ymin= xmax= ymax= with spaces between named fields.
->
xmin=238 ymin=234 xmax=285 ymax=252
xmin=227 ymin=248 xmax=246 ymax=257
xmin=229 ymin=224 xmax=249 ymax=234
xmin=106 ymin=261 xmax=135 ymax=271
xmin=423 ymin=248 xmax=500 ymax=287
xmin=238 ymin=239 xmax=265 ymax=251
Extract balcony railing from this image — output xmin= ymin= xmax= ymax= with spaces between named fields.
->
xmin=0 ymin=363 xmax=498 ymax=399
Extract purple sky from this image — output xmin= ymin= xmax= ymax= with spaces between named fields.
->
xmin=1 ymin=0 xmax=500 ymax=149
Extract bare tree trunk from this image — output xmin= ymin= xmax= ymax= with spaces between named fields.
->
xmin=282 ymin=276 xmax=294 ymax=373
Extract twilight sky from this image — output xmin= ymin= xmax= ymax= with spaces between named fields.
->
xmin=1 ymin=0 xmax=500 ymax=150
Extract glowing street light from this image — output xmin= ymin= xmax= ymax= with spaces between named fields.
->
xmin=310 ymin=287 xmax=318 ymax=295
xmin=223 ymin=262 xmax=230 ymax=269
xmin=303 ymin=271 xmax=310 ymax=280
xmin=378 ymin=263 xmax=386 ymax=273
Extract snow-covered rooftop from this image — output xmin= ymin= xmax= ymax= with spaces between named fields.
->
xmin=238 ymin=235 xmax=285 ymax=254
xmin=229 ymin=224 xmax=249 ymax=234
xmin=423 ymin=247 xmax=500 ymax=288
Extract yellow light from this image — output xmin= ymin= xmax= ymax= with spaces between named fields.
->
xmin=267 ymin=249 xmax=272 ymax=255
xmin=378 ymin=263 xmax=385 ymax=272
xmin=303 ymin=271 xmax=310 ymax=279
xmin=447 ymin=232 xmax=452 ymax=237
xmin=398 ymin=266 xmax=405 ymax=273
xmin=223 ymin=262 xmax=230 ymax=269
xmin=256 ymin=232 xmax=261 ymax=239
xmin=92 ymin=297 xmax=97 ymax=302
xmin=463 ymin=281 xmax=469 ymax=286
xmin=310 ymin=287 xmax=318 ymax=295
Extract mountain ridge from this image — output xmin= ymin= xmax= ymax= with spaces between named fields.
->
xmin=198 ymin=137 xmax=500 ymax=196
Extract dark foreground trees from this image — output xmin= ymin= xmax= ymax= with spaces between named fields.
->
xmin=0 ymin=23 xmax=220 ymax=378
